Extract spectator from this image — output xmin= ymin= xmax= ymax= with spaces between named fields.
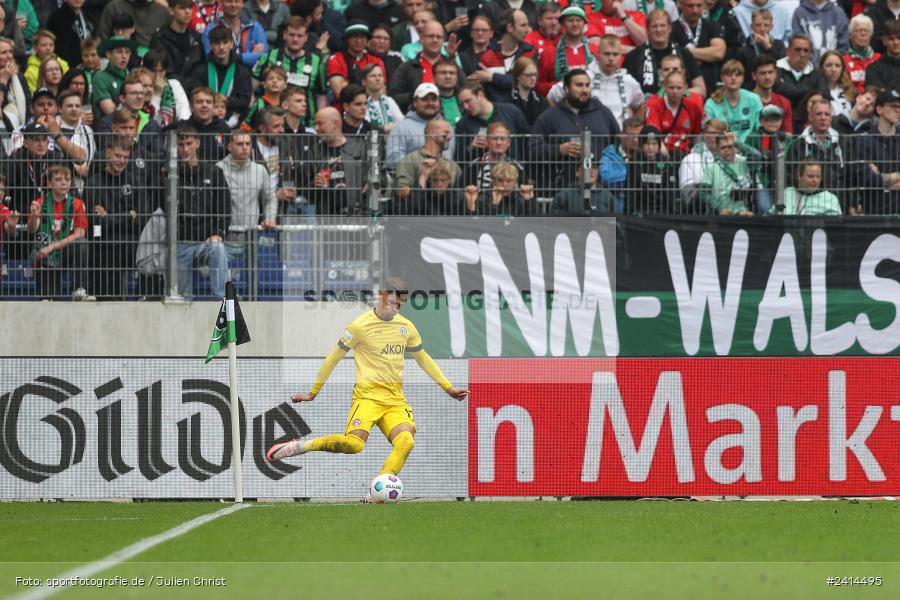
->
xmin=109 ymin=12 xmax=142 ymax=71
xmin=702 ymin=131 xmax=755 ymax=215
xmin=391 ymin=0 xmax=425 ymax=52
xmin=865 ymin=20 xmax=900 ymax=90
xmin=91 ymin=36 xmax=134 ymax=119
xmin=46 ymin=0 xmax=95 ymax=68
xmin=328 ymin=21 xmax=384 ymax=102
xmin=26 ymin=162 xmax=88 ymax=299
xmin=213 ymin=92 xmax=228 ymax=120
xmin=645 ymin=70 xmax=704 ymax=153
xmin=242 ymin=0 xmax=289 ymax=46
xmin=775 ymin=34 xmax=827 ymax=125
xmin=185 ymin=86 xmax=231 ymax=161
xmin=0 ymin=37 xmax=29 ymax=123
xmin=81 ymin=135 xmax=145 ymax=299
xmin=56 ymin=89 xmax=94 ymax=191
xmin=0 ymin=182 xmax=21 ymax=270
xmin=368 ymin=23 xmax=403 ymax=82
xmin=291 ymin=0 xmax=342 ymax=56
xmin=68 ymin=37 xmax=100 ymax=104
xmin=623 ymin=9 xmax=705 ymax=98
xmin=454 ymin=81 xmax=529 ymax=165
xmin=174 ymin=123 xmax=231 ymax=299
xmin=587 ymin=0 xmax=647 ymax=54
xmin=628 ymin=125 xmax=679 ymax=214
xmin=751 ymin=53 xmax=793 ymax=133
xmin=99 ymin=0 xmax=170 ymax=48
xmin=476 ymin=9 xmax=536 ymax=101
xmin=25 ymin=30 xmax=69 ymax=92
xmin=304 ymin=106 xmax=367 ymax=214
xmin=735 ymin=9 xmax=786 ymax=84
xmin=200 ymin=0 xmax=269 ymax=69
xmin=463 ymin=161 xmax=536 ymax=216
xmin=189 ymin=25 xmax=253 ymax=126
xmin=345 ymin=0 xmax=404 ymax=31
xmin=385 ymin=82 xmax=452 ymax=169
xmin=395 ymin=118 xmax=459 ymax=198
xmin=679 ymin=117 xmax=728 ymax=205
xmin=95 ymin=74 xmax=163 ymax=146
xmin=820 ymin=50 xmax=856 ymax=120
xmin=0 ymin=5 xmax=26 ymax=62
xmin=773 ymin=159 xmax=843 ymax=215
xmin=833 ymin=85 xmax=877 ymax=134
xmin=250 ymin=106 xmax=303 ymax=215
xmin=36 ymin=57 xmax=63 ymax=98
xmin=843 ymin=14 xmax=880 ymax=94
xmin=524 ymin=2 xmax=561 ymax=54
xmin=465 ymin=121 xmax=526 ymax=191
xmin=672 ymin=0 xmax=726 ymax=96
xmin=388 ymin=20 xmax=444 ymax=111
xmin=623 ymin=0 xmax=680 ymax=23
xmin=508 ymin=56 xmax=547 ymax=127
xmin=530 ymin=69 xmax=620 ymax=189
xmin=864 ymin=0 xmax=900 ymax=55
xmin=856 ymin=88 xmax=900 ymax=214
xmin=434 ymin=58 xmax=462 ymax=127
xmin=29 ymin=86 xmax=87 ymax=163
xmin=705 ymin=0 xmax=744 ymax=57
xmin=340 ymin=83 xmax=371 ymax=135
xmin=536 ymin=6 xmax=595 ymax=97
xmin=792 ymin=0 xmax=849 ymax=64
xmin=548 ymin=35 xmax=644 ymax=129
xmin=398 ymin=9 xmax=436 ymax=61
xmin=734 ymin=0 xmax=792 ymax=44
xmin=483 ymin=0 xmax=540 ymax=33
xmin=148 ymin=0 xmax=205 ymax=82
xmin=3 ymin=121 xmax=69 ymax=219
xmin=739 ymin=105 xmax=791 ymax=213
xmin=217 ymin=128 xmax=277 ymax=264
xmin=786 ymin=97 xmax=849 ymax=209
xmin=553 ymin=161 xmax=616 ymax=215
xmin=600 ymin=115 xmax=644 ymax=212
xmin=361 ymin=63 xmax=403 ymax=133
xmin=400 ymin=160 xmax=463 ymax=215
xmin=243 ymin=65 xmax=287 ymax=131
xmin=252 ymin=17 xmax=327 ymax=130
xmin=703 ymin=59 xmax=763 ymax=144
xmin=460 ymin=14 xmax=494 ymax=76
xmin=58 ymin=69 xmax=89 ymax=109
xmin=281 ymin=85 xmax=314 ymax=134
xmin=142 ymin=49 xmax=191 ymax=128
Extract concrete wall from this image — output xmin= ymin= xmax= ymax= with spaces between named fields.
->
xmin=1 ymin=302 xmax=366 ymax=357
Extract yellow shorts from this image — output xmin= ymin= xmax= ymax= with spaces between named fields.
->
xmin=345 ymin=399 xmax=416 ymax=438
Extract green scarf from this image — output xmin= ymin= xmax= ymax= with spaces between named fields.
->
xmin=848 ymin=46 xmax=874 ymax=60
xmin=34 ymin=190 xmax=74 ymax=268
xmin=208 ymin=61 xmax=235 ymax=96
xmin=554 ymin=36 xmax=595 ymax=81
xmin=159 ymin=80 xmax=176 ymax=127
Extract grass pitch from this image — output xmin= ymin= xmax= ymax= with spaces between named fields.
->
xmin=2 ymin=500 xmax=899 ymax=599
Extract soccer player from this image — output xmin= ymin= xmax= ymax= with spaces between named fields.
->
xmin=266 ymin=278 xmax=468 ymax=497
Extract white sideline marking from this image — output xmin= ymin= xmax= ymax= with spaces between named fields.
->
xmin=12 ymin=503 xmax=249 ymax=600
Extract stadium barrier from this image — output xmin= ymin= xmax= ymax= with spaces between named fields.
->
xmin=3 ymin=130 xmax=896 ymax=301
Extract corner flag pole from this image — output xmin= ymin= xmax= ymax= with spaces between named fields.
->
xmin=225 ymin=282 xmax=244 ymax=503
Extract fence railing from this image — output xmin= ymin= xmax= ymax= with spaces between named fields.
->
xmin=1 ymin=130 xmax=897 ymax=301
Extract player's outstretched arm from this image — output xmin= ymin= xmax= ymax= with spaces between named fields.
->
xmin=410 ymin=348 xmax=468 ymax=401
xmin=292 ymin=344 xmax=348 ymax=403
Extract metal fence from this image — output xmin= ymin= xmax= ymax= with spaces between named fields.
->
xmin=0 ymin=130 xmax=896 ymax=301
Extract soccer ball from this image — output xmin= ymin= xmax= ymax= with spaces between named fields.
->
xmin=370 ymin=474 xmax=403 ymax=503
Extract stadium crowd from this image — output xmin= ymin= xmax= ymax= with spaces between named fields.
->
xmin=1 ymin=0 xmax=899 ymax=299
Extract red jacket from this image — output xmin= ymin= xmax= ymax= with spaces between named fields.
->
xmin=536 ymin=40 xmax=599 ymax=97
xmin=646 ymin=93 xmax=704 ymax=153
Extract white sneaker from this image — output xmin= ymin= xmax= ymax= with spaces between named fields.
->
xmin=265 ymin=439 xmax=304 ymax=462
xmin=71 ymin=288 xmax=96 ymax=301
xmin=361 ymin=493 xmax=376 ymax=504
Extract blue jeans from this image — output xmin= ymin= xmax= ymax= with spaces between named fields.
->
xmin=177 ymin=241 xmax=228 ymax=298
xmin=756 ymin=189 xmax=774 ymax=215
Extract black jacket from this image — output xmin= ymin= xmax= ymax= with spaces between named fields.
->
xmin=507 ymin=87 xmax=547 ymax=127
xmin=454 ymin=101 xmax=530 ymax=165
xmin=175 ymin=160 xmax=229 ymax=242
xmin=865 ymin=54 xmax=900 ymax=91
xmin=148 ymin=24 xmax=205 ymax=83
xmin=185 ymin=56 xmax=253 ymax=121
xmin=855 ymin=121 xmax=900 ymax=214
xmin=864 ymin=1 xmax=900 ymax=55
xmin=46 ymin=5 xmax=94 ymax=67
xmin=82 ymin=162 xmax=147 ymax=245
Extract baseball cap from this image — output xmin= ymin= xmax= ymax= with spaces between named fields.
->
xmin=22 ymin=121 xmax=50 ymax=136
xmin=875 ymin=89 xmax=900 ymax=107
xmin=413 ymin=82 xmax=439 ymax=99
xmin=31 ymin=87 xmax=56 ymax=104
xmin=760 ymin=104 xmax=784 ymax=119
xmin=344 ymin=20 xmax=371 ymax=39
xmin=559 ymin=6 xmax=587 ymax=22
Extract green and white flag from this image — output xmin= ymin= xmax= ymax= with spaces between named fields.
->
xmin=205 ymin=281 xmax=251 ymax=363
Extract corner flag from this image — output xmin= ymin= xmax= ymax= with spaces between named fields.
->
xmin=205 ymin=281 xmax=251 ymax=363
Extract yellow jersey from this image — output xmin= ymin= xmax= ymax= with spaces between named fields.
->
xmin=337 ymin=309 xmax=424 ymax=405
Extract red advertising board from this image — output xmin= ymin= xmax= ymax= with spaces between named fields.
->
xmin=468 ymin=359 xmax=900 ymax=497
